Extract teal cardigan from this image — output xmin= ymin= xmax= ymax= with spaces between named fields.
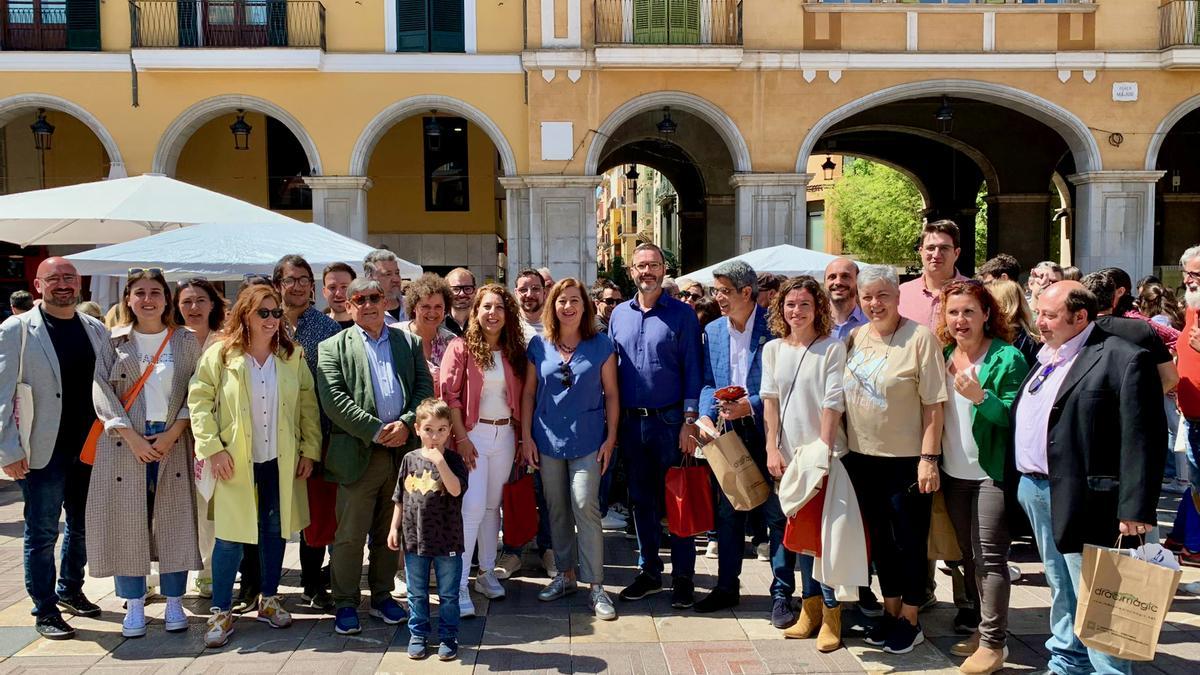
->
xmin=943 ymin=339 xmax=1030 ymax=482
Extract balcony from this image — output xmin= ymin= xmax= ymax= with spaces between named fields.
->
xmin=129 ymin=0 xmax=325 ymax=49
xmin=594 ymin=0 xmax=742 ymax=46
xmin=801 ymin=1 xmax=1087 ymax=5
xmin=1161 ymin=0 xmax=1200 ymax=48
xmin=1 ymin=1 xmax=100 ymax=51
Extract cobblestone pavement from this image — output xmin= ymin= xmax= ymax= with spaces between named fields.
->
xmin=0 ymin=478 xmax=1195 ymax=673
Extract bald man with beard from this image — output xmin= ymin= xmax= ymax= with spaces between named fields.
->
xmin=0 ymin=258 xmax=110 ymax=640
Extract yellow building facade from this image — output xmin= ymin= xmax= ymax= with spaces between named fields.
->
xmin=4 ymin=0 xmax=1200 ymax=283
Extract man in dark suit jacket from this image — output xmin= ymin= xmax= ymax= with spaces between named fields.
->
xmin=317 ymin=278 xmax=433 ymax=636
xmin=1007 ymin=281 xmax=1164 ymax=675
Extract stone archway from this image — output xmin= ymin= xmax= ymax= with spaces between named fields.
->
xmin=0 ymin=93 xmax=125 ymax=178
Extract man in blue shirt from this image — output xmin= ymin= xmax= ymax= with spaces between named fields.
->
xmin=825 ymin=257 xmax=866 ymax=342
xmin=608 ymin=243 xmax=703 ymax=609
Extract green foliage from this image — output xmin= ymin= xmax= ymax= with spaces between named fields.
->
xmin=827 ymin=159 xmax=924 ymax=266
xmin=599 ymin=256 xmax=636 ymax=298
xmin=975 ymin=185 xmax=989 ymax=267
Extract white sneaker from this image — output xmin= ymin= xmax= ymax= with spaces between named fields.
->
xmin=589 ymin=585 xmax=616 ymax=621
xmin=601 ymin=512 xmax=627 ymax=530
xmin=458 ymin=587 xmax=476 ymax=618
xmin=394 ymin=568 xmax=407 ymax=598
xmin=705 ymin=541 xmax=719 ymax=559
xmin=541 ymin=550 xmax=559 ymax=578
xmin=164 ymin=596 xmax=189 ymax=633
xmin=123 ymin=598 xmax=147 ymax=638
xmin=494 ymin=551 xmax=522 ymax=580
xmin=756 ymin=542 xmax=770 ymax=562
xmin=1163 ymin=479 xmax=1190 ymax=495
xmin=473 ymin=570 xmax=506 ymax=600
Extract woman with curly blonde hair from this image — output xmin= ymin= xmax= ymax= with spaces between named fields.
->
xmin=439 ymin=284 xmax=526 ymax=617
xmin=984 ymin=279 xmax=1039 ymax=367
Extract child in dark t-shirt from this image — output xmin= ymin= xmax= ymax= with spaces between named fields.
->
xmin=387 ymin=399 xmax=469 ymax=661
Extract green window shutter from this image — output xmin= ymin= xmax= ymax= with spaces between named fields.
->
xmin=633 ymin=0 xmax=667 ymax=45
xmin=66 ymin=0 xmax=101 ymax=51
xmin=397 ymin=0 xmax=429 ymax=52
xmin=668 ymin=0 xmax=699 ymax=45
xmin=267 ymin=0 xmax=288 ymax=47
xmin=430 ymin=0 xmax=463 ymax=53
xmin=176 ymin=1 xmax=200 ymax=47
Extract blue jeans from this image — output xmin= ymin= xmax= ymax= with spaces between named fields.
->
xmin=211 ymin=459 xmax=284 ymax=612
xmin=1017 ymin=475 xmax=1132 ymax=675
xmin=404 ymin=552 xmax=461 ymax=641
xmin=114 ymin=422 xmax=188 ymax=600
xmin=713 ymin=421 xmax=794 ymax=600
xmin=797 ymin=555 xmax=838 ymax=608
xmin=619 ymin=410 xmax=695 ymax=582
xmin=18 ymin=443 xmax=91 ymax=618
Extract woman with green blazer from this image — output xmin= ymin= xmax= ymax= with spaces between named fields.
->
xmin=935 ymin=280 xmax=1029 ymax=675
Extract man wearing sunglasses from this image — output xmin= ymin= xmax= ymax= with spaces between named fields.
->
xmin=590 ymin=278 xmax=622 ymax=334
xmin=316 ymin=278 xmax=433 ymax=636
xmin=1010 ymin=280 xmax=1164 ymax=675
xmin=0 ymin=257 xmax=109 ymax=639
xmin=364 ymin=249 xmax=408 ymax=325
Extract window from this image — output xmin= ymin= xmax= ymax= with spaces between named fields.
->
xmin=807 ymin=202 xmax=827 ymax=252
xmin=397 ymin=0 xmax=463 ymax=53
xmin=424 ymin=117 xmax=469 ymax=212
xmin=267 ymin=116 xmax=312 ymax=210
xmin=633 ymin=0 xmax=699 ymax=45
xmin=3 ymin=0 xmax=78 ymax=50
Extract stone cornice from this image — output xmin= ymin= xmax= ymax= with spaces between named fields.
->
xmin=1067 ymin=171 xmax=1166 ymax=185
xmin=303 ymin=176 xmax=374 ymax=190
xmin=728 ymin=173 xmax=814 ymax=189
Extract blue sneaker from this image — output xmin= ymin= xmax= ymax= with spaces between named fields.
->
xmin=368 ymin=598 xmax=408 ymax=625
xmin=333 ymin=607 xmax=361 ymax=635
xmin=407 ymin=635 xmax=427 ymax=660
xmin=437 ymin=638 xmax=459 ymax=661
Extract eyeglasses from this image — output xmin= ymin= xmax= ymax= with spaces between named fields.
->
xmin=599 ymin=298 xmax=620 ymax=306
xmin=128 ymin=267 xmax=165 ymax=277
xmin=1026 ymin=363 xmax=1058 ymax=395
xmin=630 ymin=262 xmax=663 ymax=273
xmin=281 ymin=276 xmax=313 ymax=289
xmin=350 ymin=293 xmax=384 ymax=307
xmin=1185 ymin=270 xmax=1200 ymax=281
xmin=255 ymin=308 xmax=284 ymax=319
xmin=710 ymin=287 xmax=737 ymax=297
xmin=450 ymin=285 xmax=476 ymax=295
xmin=559 ymin=362 xmax=573 ymax=389
xmin=678 ymin=291 xmax=697 ymax=301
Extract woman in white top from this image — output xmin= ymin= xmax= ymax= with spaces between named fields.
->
xmin=89 ymin=268 xmax=202 ymax=639
xmin=761 ymin=276 xmax=847 ymax=651
xmin=439 ymin=284 xmax=527 ymax=617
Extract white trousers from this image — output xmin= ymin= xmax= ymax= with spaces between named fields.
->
xmin=195 ymin=490 xmax=215 ymax=581
xmin=459 ymin=423 xmax=516 ymax=590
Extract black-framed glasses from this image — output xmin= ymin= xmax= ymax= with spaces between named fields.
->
xmin=678 ymin=291 xmax=697 ymax=301
xmin=1026 ymin=363 xmax=1058 ymax=395
xmin=599 ymin=298 xmax=620 ymax=306
xmin=255 ymin=308 xmax=284 ymax=319
xmin=350 ymin=293 xmax=383 ymax=307
xmin=559 ymin=362 xmax=573 ymax=389
xmin=281 ymin=276 xmax=313 ymax=288
xmin=128 ymin=267 xmax=164 ymax=278
xmin=450 ymin=284 xmax=476 ymax=295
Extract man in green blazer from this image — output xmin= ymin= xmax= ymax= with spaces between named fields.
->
xmin=316 ymin=278 xmax=433 ymax=636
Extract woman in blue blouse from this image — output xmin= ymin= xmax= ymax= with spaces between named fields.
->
xmin=520 ymin=278 xmax=620 ymax=621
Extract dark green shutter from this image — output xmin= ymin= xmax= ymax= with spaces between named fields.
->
xmin=267 ymin=0 xmax=288 ymax=46
xmin=633 ymin=0 xmax=667 ymax=45
xmin=176 ymin=0 xmax=200 ymax=47
xmin=66 ymin=0 xmax=101 ymax=51
xmin=396 ymin=0 xmax=429 ymax=52
xmin=668 ymin=0 xmax=699 ymax=45
xmin=430 ymin=0 xmax=463 ymax=52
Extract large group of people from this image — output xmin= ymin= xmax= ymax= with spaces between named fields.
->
xmin=0 ymin=219 xmax=1193 ymax=673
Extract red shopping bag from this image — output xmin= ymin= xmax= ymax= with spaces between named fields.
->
xmin=783 ymin=478 xmax=825 ymax=556
xmin=665 ymin=458 xmax=714 ymax=538
xmin=502 ymin=466 xmax=540 ymax=548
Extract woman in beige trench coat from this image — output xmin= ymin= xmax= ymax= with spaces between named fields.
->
xmin=88 ymin=268 xmax=202 ymax=639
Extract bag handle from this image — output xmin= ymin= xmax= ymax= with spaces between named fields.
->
xmin=121 ymin=328 xmax=174 ymax=412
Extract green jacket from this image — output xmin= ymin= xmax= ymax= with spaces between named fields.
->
xmin=316 ymin=325 xmax=433 ymax=485
xmin=943 ymin=339 xmax=1029 ymax=482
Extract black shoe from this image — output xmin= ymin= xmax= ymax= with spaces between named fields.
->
xmin=321 ymin=565 xmax=332 ymax=588
xmin=35 ymin=614 xmax=75 ymax=640
xmin=883 ymin=618 xmax=924 ymax=654
xmin=693 ymin=588 xmax=739 ymax=613
xmin=619 ymin=573 xmax=663 ymax=602
xmin=953 ymin=607 xmax=980 ymax=635
xmin=670 ymin=577 xmax=695 ymax=609
xmin=623 ymin=520 xmax=637 ymax=540
xmin=301 ymin=589 xmax=335 ymax=611
xmin=231 ymin=588 xmax=260 ymax=615
xmin=865 ymin=613 xmax=897 ymax=647
xmin=57 ymin=592 xmax=101 ymax=618
xmin=771 ymin=597 xmax=797 ymax=629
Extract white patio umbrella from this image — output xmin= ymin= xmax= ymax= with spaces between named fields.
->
xmin=0 ymin=174 xmax=303 ymax=247
xmin=681 ymin=244 xmax=860 ymax=285
xmin=66 ymin=220 xmax=422 ymax=281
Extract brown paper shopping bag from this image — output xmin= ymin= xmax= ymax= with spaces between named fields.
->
xmin=700 ymin=424 xmax=770 ymax=512
xmin=1074 ymin=543 xmax=1182 ymax=661
xmin=927 ymin=491 xmax=962 ymax=561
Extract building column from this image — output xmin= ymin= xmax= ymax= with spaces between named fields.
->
xmin=729 ymin=173 xmax=813 ymax=253
xmin=1068 ymin=171 xmax=1164 ymax=279
xmin=984 ymin=193 xmax=1053 ymax=271
xmin=304 ymin=176 xmax=373 ymax=242
xmin=511 ymin=175 xmax=602 ymax=285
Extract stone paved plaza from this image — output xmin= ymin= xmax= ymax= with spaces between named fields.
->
xmin=0 ymin=478 xmax=1195 ymax=674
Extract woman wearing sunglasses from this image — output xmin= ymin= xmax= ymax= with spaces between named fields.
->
xmin=88 ymin=267 xmax=203 ymax=638
xmin=519 ymin=278 xmax=619 ymax=620
xmin=936 ymin=280 xmax=1028 ymax=674
xmin=439 ymin=284 xmax=526 ymax=617
xmin=188 ymin=284 xmax=321 ymax=648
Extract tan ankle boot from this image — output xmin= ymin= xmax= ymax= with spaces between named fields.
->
xmin=959 ymin=645 xmax=1008 ymax=674
xmin=783 ymin=596 xmax=823 ymax=639
xmin=815 ymin=603 xmax=842 ymax=652
xmin=950 ymin=631 xmax=980 ymax=658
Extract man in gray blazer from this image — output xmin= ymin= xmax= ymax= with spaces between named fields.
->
xmin=0 ymin=258 xmax=109 ymax=640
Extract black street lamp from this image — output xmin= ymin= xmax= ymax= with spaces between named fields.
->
xmin=230 ymin=109 xmax=252 ymax=150
xmin=821 ymin=155 xmax=836 ymax=181
xmin=657 ymin=107 xmax=677 ymax=136
xmin=424 ymin=112 xmax=442 ymax=151
xmin=30 ymin=108 xmax=55 ymax=151
xmin=934 ymin=96 xmax=954 ymax=134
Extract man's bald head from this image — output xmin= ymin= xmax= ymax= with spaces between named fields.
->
xmin=33 ymin=257 xmax=82 ymax=310
xmin=824 ymin=257 xmax=859 ymax=305
xmin=36 ymin=256 xmax=76 ymax=279
xmin=1036 ymin=280 xmax=1097 ymax=348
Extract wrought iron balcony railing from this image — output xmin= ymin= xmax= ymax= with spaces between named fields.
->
xmin=129 ymin=0 xmax=325 ymax=49
xmin=801 ymin=1 xmax=1087 ymax=5
xmin=595 ymin=0 xmax=742 ymax=46
xmin=1161 ymin=0 xmax=1200 ymax=49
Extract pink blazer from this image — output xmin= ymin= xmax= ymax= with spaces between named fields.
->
xmin=439 ymin=337 xmax=524 ymax=436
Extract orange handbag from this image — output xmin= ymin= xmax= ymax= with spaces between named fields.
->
xmin=81 ymin=329 xmax=174 ymax=465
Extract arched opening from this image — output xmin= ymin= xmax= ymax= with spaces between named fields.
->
xmin=1148 ymin=98 xmax=1200 ymax=277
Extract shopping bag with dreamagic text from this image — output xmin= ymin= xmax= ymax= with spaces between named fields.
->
xmin=1074 ymin=543 xmax=1182 ymax=661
